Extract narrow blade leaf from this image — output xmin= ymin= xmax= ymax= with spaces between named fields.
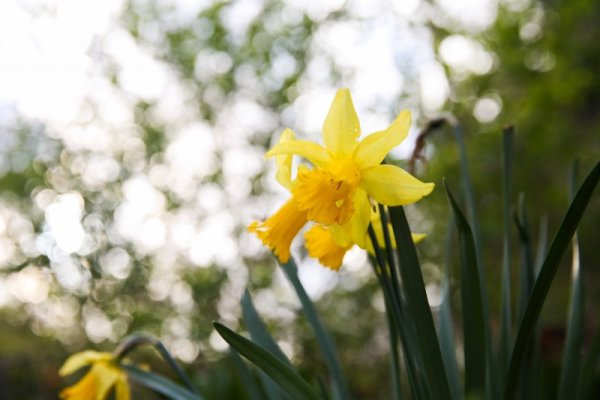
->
xmin=389 ymin=206 xmax=452 ymax=400
xmin=445 ymin=181 xmax=486 ymax=396
xmin=242 ymin=289 xmax=292 ymax=367
xmin=230 ymin=350 xmax=265 ymax=400
xmin=241 ymin=290 xmax=292 ymax=399
xmin=438 ymin=219 xmax=461 ymax=400
xmin=281 ymin=260 xmax=352 ymax=400
xmin=213 ymin=322 xmax=321 ymax=400
xmin=504 ymin=160 xmax=600 ymax=400
xmin=453 ymin=122 xmax=499 ymax=399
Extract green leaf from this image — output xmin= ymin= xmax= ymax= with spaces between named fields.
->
xmin=444 ymin=181 xmax=486 ymax=397
xmin=499 ymin=126 xmax=514 ymax=388
xmin=386 ymin=310 xmax=403 ymax=400
xmin=513 ymin=193 xmax=535 ymax=321
xmin=241 ymin=289 xmax=291 ymax=400
xmin=388 ymin=206 xmax=452 ymax=400
xmin=230 ymin=350 xmax=265 ymax=400
xmin=534 ymin=216 xmax=548 ymax=276
xmin=452 ymin=122 xmax=499 ymax=399
xmin=124 ymin=365 xmax=203 ymax=400
xmin=281 ymin=260 xmax=352 ymax=400
xmin=512 ymin=193 xmax=538 ymax=398
xmin=438 ymin=219 xmax=461 ymax=400
xmin=558 ymin=161 xmax=585 ymax=400
xmin=367 ymin=229 xmax=427 ymax=399
xmin=242 ymin=289 xmax=292 ymax=367
xmin=504 ymin=160 xmax=600 ymax=400
xmin=213 ymin=322 xmax=321 ymax=400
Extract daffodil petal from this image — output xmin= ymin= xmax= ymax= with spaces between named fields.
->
xmin=60 ymin=369 xmax=97 ymax=399
xmin=266 ymin=140 xmax=332 ymax=168
xmin=322 ymin=88 xmax=360 ymax=158
xmin=59 ymin=351 xmax=113 ymax=376
xmin=348 ymin=188 xmax=372 ymax=249
xmin=360 ymin=165 xmax=434 ymax=206
xmin=275 ymin=128 xmax=295 ymax=191
xmin=329 ymin=223 xmax=353 ymax=248
xmin=93 ymin=363 xmax=122 ymax=400
xmin=305 ymin=225 xmax=350 ymax=271
xmin=353 ymin=110 xmax=411 ymax=169
xmin=115 ymin=374 xmax=131 ymax=400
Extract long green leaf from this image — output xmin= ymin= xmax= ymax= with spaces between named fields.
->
xmin=452 ymin=122 xmax=499 ymax=400
xmin=558 ymin=161 xmax=585 ymax=400
xmin=376 ymin=205 xmax=428 ymax=399
xmin=242 ymin=289 xmax=291 ymax=400
xmin=242 ymin=289 xmax=292 ymax=366
xmin=534 ymin=216 xmax=548 ymax=276
xmin=214 ymin=322 xmax=321 ymax=400
xmin=512 ymin=194 xmax=538 ymax=399
xmin=445 ymin=181 xmax=486 ymax=397
xmin=504 ymin=160 xmax=600 ymax=400
xmin=124 ymin=365 xmax=203 ymax=400
xmin=514 ymin=193 xmax=534 ymax=321
xmin=388 ymin=206 xmax=452 ymax=400
xmin=499 ymin=126 xmax=514 ymax=388
xmin=438 ymin=219 xmax=461 ymax=400
xmin=230 ymin=350 xmax=265 ymax=400
xmin=386 ymin=309 xmax=403 ymax=400
xmin=281 ymin=260 xmax=351 ymax=400
xmin=367 ymin=229 xmax=427 ymax=400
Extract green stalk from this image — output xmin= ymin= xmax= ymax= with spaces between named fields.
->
xmin=124 ymin=365 xmax=203 ymax=400
xmin=115 ymin=333 xmax=198 ymax=395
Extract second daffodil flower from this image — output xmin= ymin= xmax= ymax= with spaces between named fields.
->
xmin=59 ymin=351 xmax=130 ymax=400
xmin=250 ymin=88 xmax=434 ymax=266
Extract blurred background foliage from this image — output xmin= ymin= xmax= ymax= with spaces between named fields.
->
xmin=0 ymin=0 xmax=598 ymax=398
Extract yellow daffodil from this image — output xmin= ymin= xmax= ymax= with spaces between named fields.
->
xmin=59 ymin=351 xmax=130 ymax=400
xmin=305 ymin=209 xmax=426 ymax=271
xmin=251 ymin=89 xmax=433 ymax=266
xmin=266 ymin=89 xmax=434 ymax=249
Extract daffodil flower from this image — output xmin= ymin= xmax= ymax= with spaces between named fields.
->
xmin=250 ymin=89 xmax=433 ymax=266
xmin=305 ymin=208 xmax=426 ymax=270
xmin=266 ymin=88 xmax=434 ymax=248
xmin=59 ymin=351 xmax=130 ymax=400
